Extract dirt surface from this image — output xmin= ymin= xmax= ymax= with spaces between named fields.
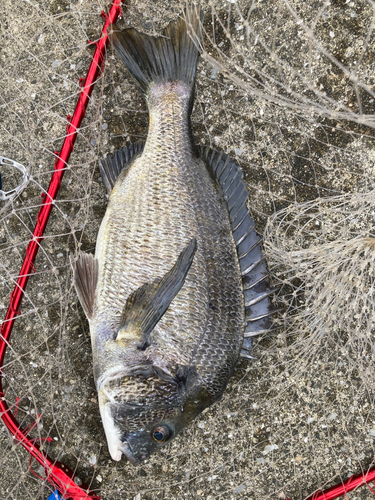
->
xmin=1 ymin=1 xmax=375 ymax=499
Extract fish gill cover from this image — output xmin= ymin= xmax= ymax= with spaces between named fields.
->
xmin=0 ymin=0 xmax=375 ymax=499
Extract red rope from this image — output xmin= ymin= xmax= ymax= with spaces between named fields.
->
xmin=0 ymin=2 xmax=123 ymax=498
xmin=285 ymin=466 xmax=375 ymax=500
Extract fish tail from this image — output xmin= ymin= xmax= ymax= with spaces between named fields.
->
xmin=110 ymin=4 xmax=203 ymax=95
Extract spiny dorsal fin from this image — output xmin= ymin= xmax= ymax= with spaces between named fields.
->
xmin=116 ymin=238 xmax=197 ymax=346
xmin=72 ymin=252 xmax=99 ymax=319
xmin=198 ymin=144 xmax=275 ymax=344
xmin=99 ymin=140 xmax=145 ymax=195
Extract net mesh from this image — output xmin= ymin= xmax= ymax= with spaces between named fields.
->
xmin=1 ymin=0 xmax=375 ymax=499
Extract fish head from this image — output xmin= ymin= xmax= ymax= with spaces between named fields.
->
xmin=98 ymin=369 xmax=211 ymax=463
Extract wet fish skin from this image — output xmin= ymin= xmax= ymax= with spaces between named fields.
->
xmin=94 ymin=77 xmax=244 ymax=462
xmin=73 ymin=7 xmax=248 ymax=464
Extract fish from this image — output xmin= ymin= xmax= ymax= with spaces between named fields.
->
xmin=72 ymin=5 xmax=276 ymax=464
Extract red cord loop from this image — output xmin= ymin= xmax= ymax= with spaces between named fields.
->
xmin=53 ymin=151 xmax=61 ymax=169
xmin=0 ymin=2 xmax=123 ymax=498
xmin=25 ymin=247 xmax=36 ymax=274
xmin=66 ymin=115 xmax=72 ymax=134
xmin=9 ymin=290 xmax=21 ymax=316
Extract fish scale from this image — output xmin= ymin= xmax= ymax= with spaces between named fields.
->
xmin=94 ymin=85 xmax=243 ymax=387
xmin=72 ymin=6 xmax=274 ymax=463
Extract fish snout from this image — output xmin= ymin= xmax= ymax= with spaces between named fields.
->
xmin=119 ymin=441 xmax=142 ymax=464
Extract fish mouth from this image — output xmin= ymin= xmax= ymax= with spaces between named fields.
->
xmin=119 ymin=441 xmax=141 ymax=465
xmin=97 ymin=380 xmax=144 ymax=464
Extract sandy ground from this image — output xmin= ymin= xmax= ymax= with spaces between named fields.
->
xmin=1 ymin=0 xmax=375 ymax=499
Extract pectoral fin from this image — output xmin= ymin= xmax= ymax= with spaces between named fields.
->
xmin=116 ymin=238 xmax=197 ymax=345
xmin=72 ymin=252 xmax=99 ymax=319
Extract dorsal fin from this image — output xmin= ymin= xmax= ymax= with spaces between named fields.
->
xmin=198 ymin=145 xmax=277 ymax=355
xmin=99 ymin=140 xmax=145 ymax=194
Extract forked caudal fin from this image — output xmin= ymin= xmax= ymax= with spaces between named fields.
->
xmin=109 ymin=5 xmax=203 ymax=96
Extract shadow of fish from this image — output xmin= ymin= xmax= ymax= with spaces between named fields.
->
xmin=73 ymin=5 xmax=277 ymax=464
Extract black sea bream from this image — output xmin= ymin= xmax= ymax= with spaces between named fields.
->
xmin=73 ymin=6 xmax=275 ymax=464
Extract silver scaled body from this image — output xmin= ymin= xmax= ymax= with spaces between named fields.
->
xmin=94 ymin=81 xmax=244 ymax=398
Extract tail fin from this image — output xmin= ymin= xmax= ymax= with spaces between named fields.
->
xmin=110 ymin=5 xmax=203 ymax=94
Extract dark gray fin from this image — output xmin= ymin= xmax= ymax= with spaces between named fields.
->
xmin=239 ymin=343 xmax=256 ymax=360
xmin=72 ymin=252 xmax=99 ymax=319
xmin=244 ymin=304 xmax=283 ymax=333
xmin=116 ymin=239 xmax=197 ymax=346
xmin=99 ymin=140 xmax=145 ymax=195
xmin=109 ymin=5 xmax=203 ymax=95
xmin=198 ymin=145 xmax=276 ymax=355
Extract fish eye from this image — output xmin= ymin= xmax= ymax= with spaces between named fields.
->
xmin=151 ymin=426 xmax=171 ymax=443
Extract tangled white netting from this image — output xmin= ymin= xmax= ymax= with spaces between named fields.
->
xmin=265 ymin=190 xmax=375 ymax=380
xmin=1 ymin=0 xmax=375 ymax=499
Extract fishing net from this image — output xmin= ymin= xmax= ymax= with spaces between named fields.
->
xmin=1 ymin=0 xmax=375 ymax=499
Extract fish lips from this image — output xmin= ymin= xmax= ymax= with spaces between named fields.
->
xmin=109 ymin=437 xmax=143 ymax=464
xmin=98 ymin=399 xmax=136 ymax=462
xmin=118 ymin=441 xmax=141 ymax=464
xmin=124 ymin=429 xmax=165 ymax=463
